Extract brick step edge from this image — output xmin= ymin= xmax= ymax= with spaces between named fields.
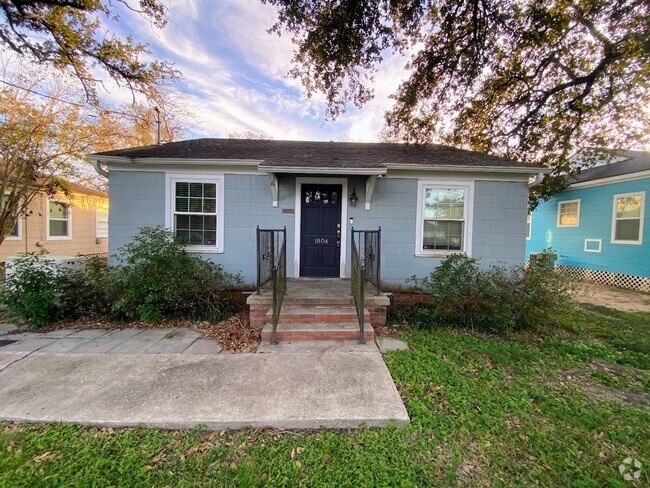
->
xmin=266 ymin=309 xmax=370 ymax=324
xmin=274 ymin=315 xmax=370 ymax=324
xmin=261 ymin=328 xmax=374 ymax=342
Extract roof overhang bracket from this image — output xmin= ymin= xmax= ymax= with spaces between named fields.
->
xmin=365 ymin=175 xmax=378 ymax=210
xmin=268 ymin=173 xmax=279 ymax=207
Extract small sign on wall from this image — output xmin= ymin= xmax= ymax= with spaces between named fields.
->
xmin=282 ymin=208 xmax=294 ymax=214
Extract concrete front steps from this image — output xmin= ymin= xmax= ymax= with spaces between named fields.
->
xmin=260 ymin=305 xmax=373 ymax=342
xmin=248 ymin=279 xmax=390 ymax=343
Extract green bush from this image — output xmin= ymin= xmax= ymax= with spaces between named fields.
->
xmin=61 ymin=256 xmax=115 ymax=319
xmin=1 ymin=254 xmax=69 ymax=327
xmin=109 ymin=227 xmax=242 ymax=322
xmin=407 ymin=253 xmax=574 ymax=333
xmin=0 ymin=227 xmax=243 ymax=326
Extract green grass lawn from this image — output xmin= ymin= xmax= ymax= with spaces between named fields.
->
xmin=1 ymin=304 xmax=648 ymax=487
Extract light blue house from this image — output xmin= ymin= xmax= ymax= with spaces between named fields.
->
xmin=527 ymin=149 xmax=650 ymax=290
xmin=89 ymin=139 xmax=544 ymax=288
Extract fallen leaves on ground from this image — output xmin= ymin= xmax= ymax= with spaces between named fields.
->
xmin=372 ymin=322 xmax=407 ymax=338
xmin=196 ymin=312 xmax=262 ymax=353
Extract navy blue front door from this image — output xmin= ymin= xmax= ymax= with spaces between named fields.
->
xmin=300 ymin=184 xmax=342 ymax=277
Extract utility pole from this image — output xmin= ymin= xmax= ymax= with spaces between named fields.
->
xmin=154 ymin=107 xmax=162 ymax=145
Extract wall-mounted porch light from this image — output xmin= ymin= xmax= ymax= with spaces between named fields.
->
xmin=349 ymin=188 xmax=359 ymax=207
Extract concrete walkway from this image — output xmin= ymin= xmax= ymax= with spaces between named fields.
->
xmin=0 ymin=328 xmax=409 ymax=430
xmin=0 ymin=327 xmax=223 ymax=357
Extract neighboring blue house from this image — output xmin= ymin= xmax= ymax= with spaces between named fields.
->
xmin=89 ymin=139 xmax=544 ymax=288
xmin=527 ymin=149 xmax=650 ymax=291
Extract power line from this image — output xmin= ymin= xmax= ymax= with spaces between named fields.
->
xmin=0 ymin=79 xmax=155 ymax=124
xmin=1 ymin=79 xmax=87 ymax=108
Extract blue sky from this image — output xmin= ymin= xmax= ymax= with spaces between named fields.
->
xmin=103 ymin=0 xmax=411 ymax=142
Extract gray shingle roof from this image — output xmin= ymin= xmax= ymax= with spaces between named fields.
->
xmin=90 ymin=138 xmax=540 ymax=170
xmin=573 ymin=149 xmax=650 ymax=183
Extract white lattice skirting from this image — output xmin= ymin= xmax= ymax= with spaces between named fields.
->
xmin=555 ymin=265 xmax=650 ymax=292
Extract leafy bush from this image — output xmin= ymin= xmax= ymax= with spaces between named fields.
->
xmin=61 ymin=256 xmax=115 ymax=319
xmin=407 ymin=253 xmax=574 ymax=333
xmin=109 ymin=227 xmax=241 ymax=322
xmin=1 ymin=254 xmax=69 ymax=327
xmin=1 ymin=227 xmax=243 ymax=326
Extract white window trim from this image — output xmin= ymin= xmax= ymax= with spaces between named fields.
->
xmin=611 ymin=191 xmax=644 ymax=245
xmin=165 ymin=173 xmax=225 ymax=253
xmin=2 ymin=194 xmax=21 ymax=240
xmin=46 ymin=197 xmax=72 ymax=240
xmin=584 ymin=238 xmax=602 ymax=253
xmin=96 ymin=211 xmax=109 ymax=238
xmin=557 ymin=199 xmax=581 ymax=228
xmin=526 ymin=212 xmax=532 ymax=240
xmin=415 ymin=180 xmax=474 ymax=257
xmin=5 ymin=216 xmax=21 ymax=240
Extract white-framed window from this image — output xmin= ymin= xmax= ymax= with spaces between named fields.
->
xmin=47 ymin=199 xmax=72 ymax=239
xmin=557 ymin=199 xmax=580 ymax=227
xmin=611 ymin=192 xmax=644 ymax=245
xmin=96 ymin=211 xmax=109 ymax=238
xmin=526 ymin=212 xmax=532 ymax=240
xmin=1 ymin=194 xmax=20 ymax=240
xmin=165 ymin=173 xmax=225 ymax=253
xmin=584 ymin=238 xmax=602 ymax=253
xmin=415 ymin=180 xmax=474 ymax=256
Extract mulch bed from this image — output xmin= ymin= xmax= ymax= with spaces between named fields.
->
xmin=9 ymin=311 xmax=263 ymax=353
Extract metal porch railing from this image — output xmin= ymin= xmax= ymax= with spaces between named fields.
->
xmin=351 ymin=227 xmax=381 ymax=344
xmin=256 ymin=226 xmax=287 ymax=344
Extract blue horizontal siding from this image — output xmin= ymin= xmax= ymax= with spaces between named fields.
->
xmin=109 ymin=171 xmax=529 ymax=286
xmin=526 ymin=177 xmax=650 ymax=276
xmin=348 ymin=177 xmax=528 ymax=284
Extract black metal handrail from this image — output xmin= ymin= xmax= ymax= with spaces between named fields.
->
xmin=271 ymin=232 xmax=287 ymax=344
xmin=357 ymin=227 xmax=381 ymax=295
xmin=351 ymin=227 xmax=382 ymax=344
xmin=256 ymin=226 xmax=287 ymax=344
xmin=353 ymin=227 xmax=382 ymax=294
xmin=351 ymin=228 xmax=366 ymax=344
xmin=256 ymin=227 xmax=285 ymax=294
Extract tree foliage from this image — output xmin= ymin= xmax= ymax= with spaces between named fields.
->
xmin=0 ymin=0 xmax=176 ymax=104
xmin=0 ymin=0 xmax=186 ymax=244
xmin=0 ymin=72 xmax=86 ymax=243
xmin=264 ymin=0 xmax=650 ymax=205
xmin=0 ymin=67 xmax=187 ymax=246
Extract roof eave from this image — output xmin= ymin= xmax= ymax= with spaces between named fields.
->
xmin=570 ymin=169 xmax=650 ymax=189
xmin=87 ymin=155 xmax=263 ymax=166
xmin=386 ymin=163 xmax=550 ymax=174
xmin=258 ymin=165 xmax=387 ymax=175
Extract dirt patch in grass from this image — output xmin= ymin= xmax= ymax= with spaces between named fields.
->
xmin=575 ymin=283 xmax=650 ymax=313
xmin=562 ymin=359 xmax=650 ymax=406
xmin=571 ymin=377 xmax=650 ymax=406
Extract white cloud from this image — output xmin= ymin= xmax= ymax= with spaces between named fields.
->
xmin=340 ymin=52 xmax=411 ymax=142
xmin=90 ymin=0 xmax=407 ymax=143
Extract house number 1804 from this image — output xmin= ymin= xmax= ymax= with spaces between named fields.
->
xmin=314 ymin=238 xmax=329 ymax=244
